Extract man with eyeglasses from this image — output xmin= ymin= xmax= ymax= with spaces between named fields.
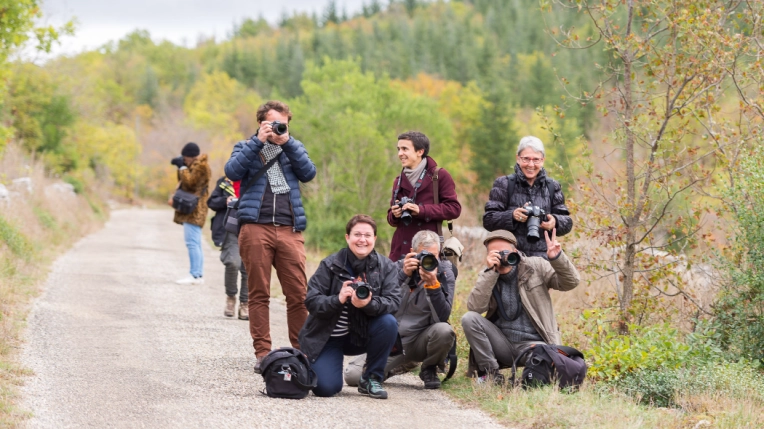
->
xmin=483 ymin=136 xmax=573 ymax=259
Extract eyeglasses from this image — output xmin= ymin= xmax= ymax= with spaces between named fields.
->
xmin=352 ymin=233 xmax=374 ymax=239
xmin=518 ymin=156 xmax=544 ymax=165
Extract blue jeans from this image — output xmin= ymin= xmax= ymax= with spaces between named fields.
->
xmin=311 ymin=314 xmax=398 ymax=397
xmin=183 ymin=223 xmax=203 ymax=278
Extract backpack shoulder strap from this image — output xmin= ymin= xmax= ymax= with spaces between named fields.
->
xmin=546 ymin=178 xmax=555 ymax=203
xmin=433 ymin=168 xmax=444 ymax=242
xmin=505 ymin=174 xmax=516 ymax=207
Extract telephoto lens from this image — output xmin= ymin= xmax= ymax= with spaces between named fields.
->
xmin=416 ymin=250 xmax=439 ymax=272
xmin=352 ymin=281 xmax=371 ymax=300
xmin=271 ymin=121 xmax=288 ymax=135
xmin=523 ymin=205 xmax=547 ymax=243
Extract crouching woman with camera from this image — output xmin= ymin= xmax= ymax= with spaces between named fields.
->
xmin=298 ymin=215 xmax=401 ymax=399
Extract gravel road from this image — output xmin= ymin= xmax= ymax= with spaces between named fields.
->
xmin=20 ymin=209 xmax=504 ymax=429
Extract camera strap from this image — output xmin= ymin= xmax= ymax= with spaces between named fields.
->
xmin=393 ymin=166 xmax=427 ymax=204
xmin=233 ymin=155 xmax=280 ymax=209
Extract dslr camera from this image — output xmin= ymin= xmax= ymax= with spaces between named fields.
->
xmin=484 ymin=249 xmax=520 ymax=272
xmin=397 ymin=196 xmax=415 ymax=226
xmin=411 ymin=250 xmax=439 ymax=285
xmin=170 ymin=156 xmax=185 ymax=168
xmin=270 ymin=121 xmax=288 ymax=136
xmin=350 ymin=280 xmax=371 ymax=300
xmin=522 ymin=204 xmax=547 ymax=243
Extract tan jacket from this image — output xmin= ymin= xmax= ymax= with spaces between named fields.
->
xmin=466 ymin=251 xmax=580 ymax=345
xmin=173 ymin=154 xmax=211 ymax=227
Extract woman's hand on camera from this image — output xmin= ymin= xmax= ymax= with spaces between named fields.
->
xmin=351 ymin=289 xmax=372 ymax=308
xmin=401 ymin=202 xmax=420 ymax=215
xmin=513 ymin=207 xmax=528 ymax=222
xmin=540 ymin=214 xmax=556 ymax=230
xmin=402 ymin=251 xmax=418 ymax=277
xmin=338 ymin=280 xmax=354 ymax=304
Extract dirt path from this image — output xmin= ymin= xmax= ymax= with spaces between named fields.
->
xmin=20 ymin=209 xmax=504 ymax=429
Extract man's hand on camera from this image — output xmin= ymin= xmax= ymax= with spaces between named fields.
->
xmin=170 ymin=156 xmax=184 ymax=168
xmin=419 ymin=266 xmax=438 ymax=286
xmin=545 ymin=228 xmax=562 ymax=260
xmin=350 ymin=289 xmax=372 ymax=308
xmin=390 ymin=201 xmax=403 ymax=218
xmin=338 ymin=280 xmax=354 ymax=304
xmin=486 ymin=250 xmax=501 ymax=271
xmin=270 ymin=129 xmax=289 ymax=145
xmin=256 ymin=122 xmax=273 ymax=144
xmin=540 ymin=214 xmax=556 ymax=231
xmin=402 ymin=250 xmax=418 ymax=276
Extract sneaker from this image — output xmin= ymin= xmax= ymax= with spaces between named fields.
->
xmin=254 ymin=357 xmax=263 ymax=374
xmin=419 ymin=365 xmax=442 ymax=389
xmin=224 ymin=296 xmax=235 ymax=317
xmin=477 ymin=368 xmax=505 ymax=386
xmin=176 ymin=276 xmax=204 ymax=285
xmin=238 ymin=303 xmax=249 ymax=320
xmin=358 ymin=375 xmax=388 ymax=399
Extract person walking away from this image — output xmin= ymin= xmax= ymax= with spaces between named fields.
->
xmin=207 ymin=176 xmax=249 ymax=320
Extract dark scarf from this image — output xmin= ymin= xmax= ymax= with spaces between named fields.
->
xmin=345 ymin=249 xmax=372 ymax=348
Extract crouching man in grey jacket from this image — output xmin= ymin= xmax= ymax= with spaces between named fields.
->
xmin=461 ymin=228 xmax=579 ymax=384
xmin=345 ymin=230 xmax=456 ymax=389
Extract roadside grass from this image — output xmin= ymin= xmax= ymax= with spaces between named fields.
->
xmin=441 ymin=264 xmax=764 ymax=428
xmin=0 ymin=145 xmax=107 ymax=427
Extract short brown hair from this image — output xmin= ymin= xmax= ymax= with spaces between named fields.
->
xmin=346 ymin=214 xmax=377 ymax=236
xmin=257 ymin=100 xmax=293 ymax=123
xmin=397 ymin=131 xmax=430 ymax=157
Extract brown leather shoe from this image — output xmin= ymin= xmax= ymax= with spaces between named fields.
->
xmin=238 ymin=302 xmax=249 ymax=320
xmin=224 ymin=296 xmax=235 ymax=317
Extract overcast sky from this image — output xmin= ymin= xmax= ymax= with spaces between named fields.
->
xmin=40 ymin=0 xmax=367 ymax=57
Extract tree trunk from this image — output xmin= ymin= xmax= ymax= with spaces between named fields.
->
xmin=620 ymin=2 xmax=636 ymax=334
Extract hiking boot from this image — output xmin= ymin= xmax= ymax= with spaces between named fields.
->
xmin=477 ymin=368 xmax=505 ymax=386
xmin=358 ymin=375 xmax=388 ymax=399
xmin=254 ymin=357 xmax=263 ymax=374
xmin=419 ymin=365 xmax=442 ymax=389
xmin=238 ymin=302 xmax=249 ymax=320
xmin=224 ymin=296 xmax=236 ymax=317
xmin=176 ymin=276 xmax=204 ymax=285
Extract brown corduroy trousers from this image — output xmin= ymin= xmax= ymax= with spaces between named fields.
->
xmin=239 ymin=223 xmax=308 ymax=358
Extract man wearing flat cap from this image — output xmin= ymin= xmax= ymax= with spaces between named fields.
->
xmin=460 ymin=228 xmax=580 ymax=384
xmin=169 ymin=142 xmax=211 ymax=285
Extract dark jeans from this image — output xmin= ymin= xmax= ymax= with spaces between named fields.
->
xmin=311 ymin=314 xmax=398 ymax=397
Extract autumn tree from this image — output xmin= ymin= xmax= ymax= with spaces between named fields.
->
xmin=548 ymin=0 xmax=756 ymax=329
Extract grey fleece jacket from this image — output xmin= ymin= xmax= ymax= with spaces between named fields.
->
xmin=394 ymin=258 xmax=456 ymax=343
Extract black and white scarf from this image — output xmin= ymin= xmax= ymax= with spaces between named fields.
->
xmin=260 ymin=142 xmax=290 ymax=194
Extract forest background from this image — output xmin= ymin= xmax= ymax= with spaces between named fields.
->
xmin=2 ymin=0 xmax=764 ymax=427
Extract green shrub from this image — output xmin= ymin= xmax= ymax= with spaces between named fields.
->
xmin=0 ymin=216 xmax=33 ymax=258
xmin=63 ymin=175 xmax=84 ymax=194
xmin=32 ymin=207 xmax=57 ymax=230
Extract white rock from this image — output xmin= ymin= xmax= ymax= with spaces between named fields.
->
xmin=12 ymin=177 xmax=33 ymax=193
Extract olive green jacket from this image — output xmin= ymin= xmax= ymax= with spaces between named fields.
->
xmin=466 ymin=251 xmax=580 ymax=346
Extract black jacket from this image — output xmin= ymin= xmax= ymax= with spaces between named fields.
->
xmin=298 ymin=248 xmax=402 ymax=362
xmin=395 ymin=258 xmax=455 ymax=341
xmin=206 ymin=177 xmax=233 ymax=247
xmin=483 ymin=164 xmax=573 ymax=258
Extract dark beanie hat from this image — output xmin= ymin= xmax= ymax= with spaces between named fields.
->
xmin=181 ymin=142 xmax=200 ymax=157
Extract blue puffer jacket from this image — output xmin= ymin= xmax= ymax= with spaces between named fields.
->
xmin=224 ymin=136 xmax=316 ymax=231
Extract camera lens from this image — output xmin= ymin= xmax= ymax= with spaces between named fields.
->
xmin=272 ymin=121 xmax=288 ymax=135
xmin=355 ymin=284 xmax=370 ymax=300
xmin=526 ymin=216 xmax=541 ymax=243
xmin=419 ymin=253 xmax=439 ymax=272
xmin=400 ymin=211 xmax=413 ymax=226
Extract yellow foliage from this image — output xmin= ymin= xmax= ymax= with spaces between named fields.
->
xmin=69 ymin=121 xmax=142 ymax=197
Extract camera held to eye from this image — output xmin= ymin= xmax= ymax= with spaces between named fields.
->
xmin=411 ymin=250 xmax=439 ymax=285
xmin=522 ymin=204 xmax=547 ymax=243
xmin=350 ymin=280 xmax=371 ymax=300
xmin=484 ymin=249 xmax=521 ymax=272
xmin=271 ymin=121 xmax=288 ymax=136
xmin=398 ymin=196 xmax=415 ymax=226
xmin=170 ymin=156 xmax=185 ymax=168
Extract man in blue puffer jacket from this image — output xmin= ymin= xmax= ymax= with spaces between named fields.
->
xmin=224 ymin=100 xmax=317 ymax=373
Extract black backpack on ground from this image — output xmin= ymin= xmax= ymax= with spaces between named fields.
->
xmin=512 ymin=344 xmax=587 ymax=390
xmin=260 ymin=347 xmax=317 ymax=399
